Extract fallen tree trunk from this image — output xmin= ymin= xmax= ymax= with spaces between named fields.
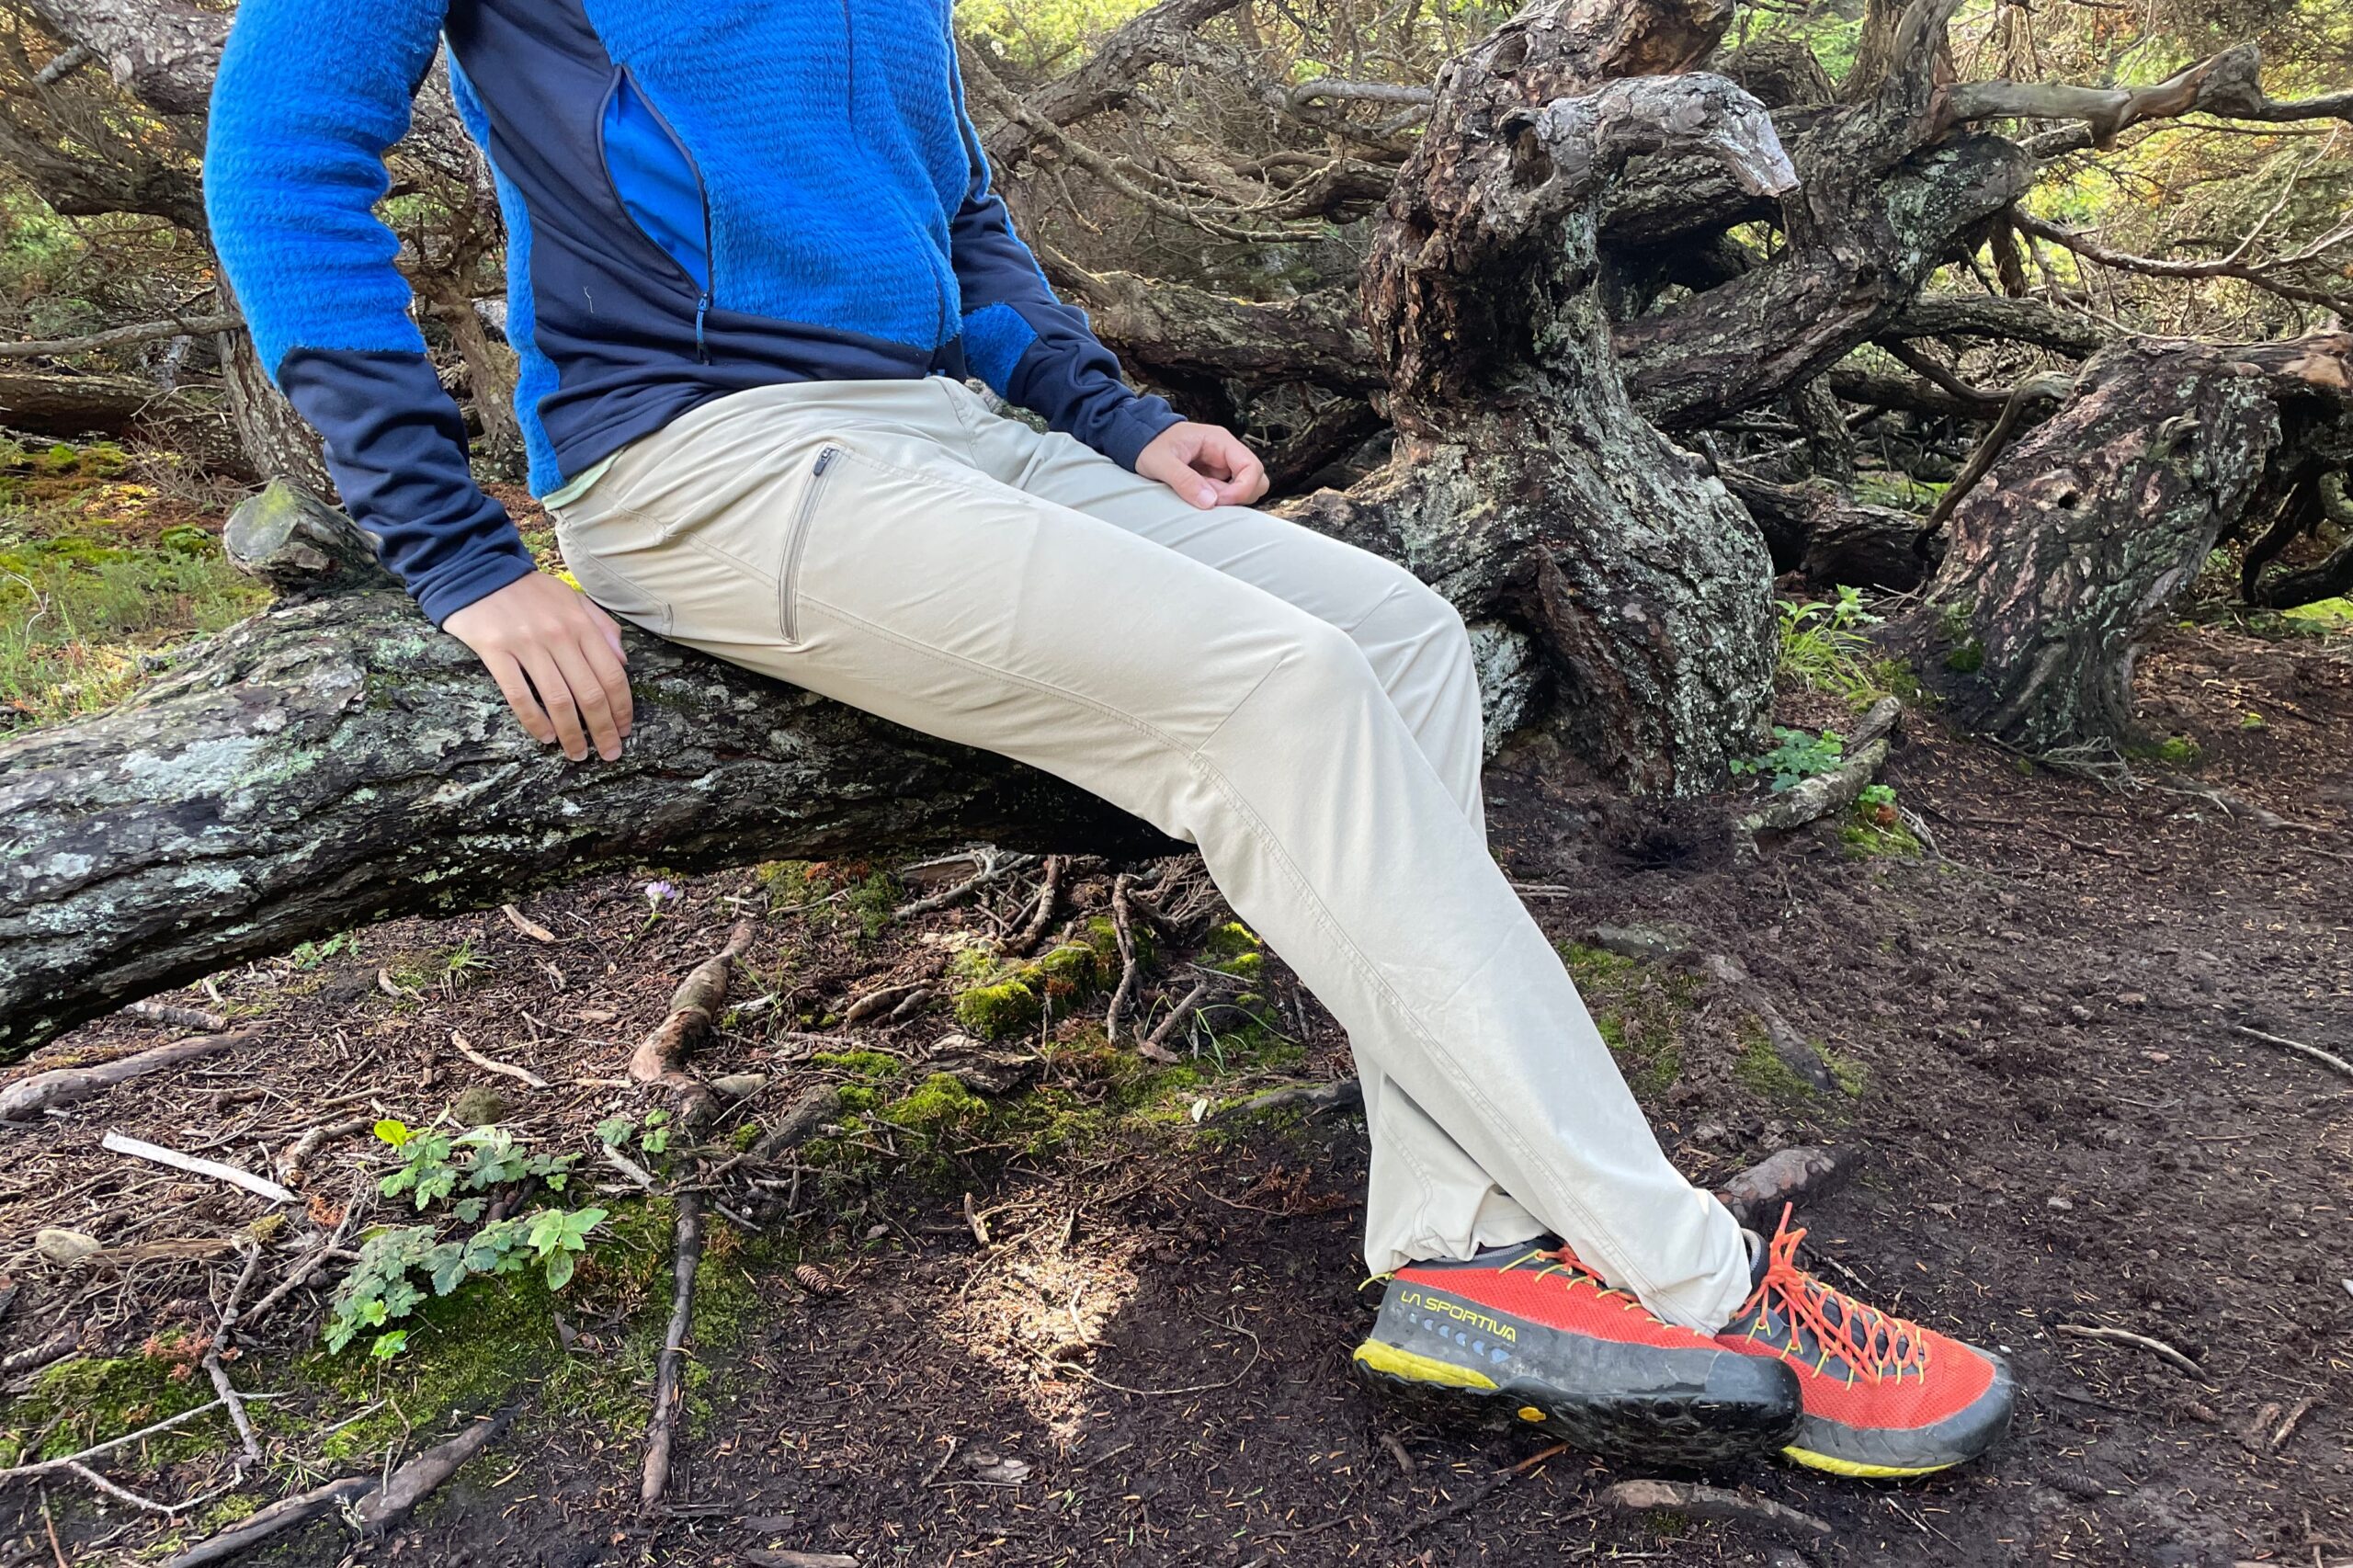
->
xmin=1888 ymin=334 xmax=2353 ymax=751
xmin=0 ymin=487 xmax=1161 ymax=1061
xmin=0 ymin=366 xmax=189 ymax=436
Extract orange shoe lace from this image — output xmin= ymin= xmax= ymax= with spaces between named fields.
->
xmin=1732 ymin=1207 xmax=1932 ymax=1385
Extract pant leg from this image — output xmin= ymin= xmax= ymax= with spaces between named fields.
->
xmin=554 ymin=380 xmax=1752 ymax=1332
xmin=944 ymin=392 xmax=1559 ymax=1269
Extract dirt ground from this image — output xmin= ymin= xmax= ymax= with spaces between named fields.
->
xmin=3 ymin=617 xmax=2348 ymax=1568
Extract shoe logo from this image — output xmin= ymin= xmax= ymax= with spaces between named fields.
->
xmin=1396 ymin=1289 xmax=1518 ymax=1345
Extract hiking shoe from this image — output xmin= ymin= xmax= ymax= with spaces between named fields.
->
xmin=1353 ymin=1244 xmax=1802 ymax=1470
xmin=1716 ymin=1210 xmax=2016 ymax=1478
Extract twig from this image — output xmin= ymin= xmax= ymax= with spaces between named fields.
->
xmin=2056 ymin=1323 xmax=2202 ymax=1375
xmin=238 ymin=1176 xmax=364 ymax=1334
xmin=1388 ymin=1443 xmax=1573 ymax=1546
xmin=100 ymin=1131 xmax=295 ymax=1204
xmin=205 ymin=1243 xmax=267 ymax=1463
xmin=1605 ymin=1478 xmax=1832 ymax=1541
xmin=891 ymin=849 xmax=1036 ymax=920
xmin=499 ymin=903 xmax=558 ymax=943
xmin=0 ymin=312 xmax=243 ymax=360
xmin=449 ymin=1032 xmax=550 ymax=1090
xmin=1214 ymin=1078 xmax=1364 ymax=1120
xmin=741 ymin=1552 xmax=859 ymax=1568
xmin=1009 ymin=855 xmax=1066 ymax=955
xmin=631 ymin=922 xmax=756 ymax=1086
xmin=1 ymin=1031 xmax=246 ymax=1120
xmin=160 ymin=1478 xmax=375 ymax=1567
xmin=1105 ymin=873 xmax=1142 ymax=1041
xmin=125 ymin=1000 xmax=231 ymax=1032
xmin=1051 ymin=1318 xmax=1261 ymax=1397
xmin=641 ymin=1193 xmax=706 ymax=1513
xmin=1139 ymin=979 xmax=1218 ymax=1063
xmin=963 ymin=1191 xmax=991 ymax=1248
xmin=0 ymin=1399 xmax=233 ymax=1483
xmin=601 ymin=1144 xmax=659 ymax=1190
xmin=2229 ymin=1024 xmax=2353 ymax=1079
xmin=275 ymin=1115 xmax=372 ymax=1186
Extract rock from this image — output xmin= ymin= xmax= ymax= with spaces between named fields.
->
xmin=1592 ymin=923 xmax=1696 ymax=962
xmin=36 ymin=1228 xmax=103 ymax=1266
xmin=710 ymin=1073 xmax=769 ymax=1100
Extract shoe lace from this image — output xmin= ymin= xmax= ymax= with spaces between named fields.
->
xmin=1535 ymin=1245 xmax=1652 ymax=1315
xmin=1735 ymin=1206 xmax=1931 ymax=1384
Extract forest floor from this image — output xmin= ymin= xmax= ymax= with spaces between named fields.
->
xmin=2 ymin=450 xmax=2350 ymax=1565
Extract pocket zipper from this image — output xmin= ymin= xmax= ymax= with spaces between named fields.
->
xmin=779 ymin=446 xmax=839 ymax=642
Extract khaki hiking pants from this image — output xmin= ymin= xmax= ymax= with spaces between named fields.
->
xmin=551 ymin=378 xmax=1753 ymax=1332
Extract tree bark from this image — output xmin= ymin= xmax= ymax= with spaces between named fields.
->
xmin=0 ymin=367 xmax=187 ymax=436
xmin=0 ymin=488 xmax=1162 ymax=1062
xmin=213 ymin=280 xmax=333 ymax=493
xmin=1347 ymin=0 xmax=1796 ymax=794
xmin=1888 ymin=335 xmax=2353 ymax=750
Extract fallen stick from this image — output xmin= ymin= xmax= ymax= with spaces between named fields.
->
xmin=1738 ymin=734 xmax=1893 ymax=838
xmin=742 ymin=1552 xmax=860 ymax=1568
xmin=748 ymin=1086 xmax=847 ymax=1163
xmin=1604 ymin=1478 xmax=1831 ymax=1541
xmin=159 ymin=1477 xmax=376 ymax=1567
xmin=1713 ymin=1145 xmax=1860 ymax=1228
xmin=892 ymin=848 xmax=1036 ymax=920
xmin=1105 ymin=872 xmax=1142 ymax=1041
xmin=449 ymin=1031 xmax=550 ymax=1090
xmin=0 ymin=1397 xmax=235 ymax=1484
xmin=275 ymin=1115 xmax=373 ymax=1186
xmin=2057 ymin=1323 xmax=2201 ymax=1376
xmin=0 ymin=1031 xmax=248 ymax=1120
xmin=354 ymin=1407 xmax=517 ymax=1533
xmin=1214 ymin=1077 xmax=1364 ymax=1120
xmin=1008 ymin=854 xmax=1066 ymax=955
xmin=236 ymin=1176 xmax=364 ymax=1336
xmin=101 ymin=1131 xmax=296 ymax=1205
xmin=500 ymin=903 xmax=558 ymax=943
xmin=125 ymin=1001 xmax=231 ymax=1032
xmin=2229 ymin=1024 xmax=2353 ymax=1080
xmin=843 ymin=981 xmax=927 ymax=1025
xmin=1387 ymin=1441 xmax=1570 ymax=1546
xmin=641 ymin=1193 xmax=707 ymax=1513
xmin=1139 ymin=978 xmax=1218 ymax=1063
xmin=204 ymin=1242 xmax=267 ymax=1463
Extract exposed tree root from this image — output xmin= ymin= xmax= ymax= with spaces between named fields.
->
xmin=631 ymin=922 xmax=756 ymax=1133
xmin=1712 ymin=1145 xmax=1861 ymax=1227
xmin=641 ymin=1193 xmax=707 ymax=1514
xmin=0 ymin=1030 xmax=248 ymax=1121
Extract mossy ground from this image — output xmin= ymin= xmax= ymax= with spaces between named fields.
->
xmin=1557 ymin=942 xmax=1697 ymax=1097
xmin=0 ymin=437 xmax=267 ymax=728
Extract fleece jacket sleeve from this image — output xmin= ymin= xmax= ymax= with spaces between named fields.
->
xmin=205 ymin=0 xmax=535 ymax=626
xmin=942 ymin=46 xmax=1182 ymax=471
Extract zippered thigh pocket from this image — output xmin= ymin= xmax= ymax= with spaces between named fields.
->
xmin=778 ymin=444 xmax=840 ymax=643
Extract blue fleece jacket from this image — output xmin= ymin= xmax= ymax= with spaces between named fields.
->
xmin=204 ymin=0 xmax=1181 ymax=624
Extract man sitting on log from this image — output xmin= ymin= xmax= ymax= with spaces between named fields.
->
xmin=203 ymin=0 xmax=2012 ymax=1477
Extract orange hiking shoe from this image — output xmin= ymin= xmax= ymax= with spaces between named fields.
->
xmin=1715 ymin=1210 xmax=2016 ymax=1478
xmin=1354 ymin=1243 xmax=1801 ymax=1470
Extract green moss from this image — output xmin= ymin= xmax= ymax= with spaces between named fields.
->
xmin=1734 ymin=1028 xmax=1820 ymax=1101
xmin=954 ymin=977 xmax=1044 ymax=1040
xmin=879 ymin=1073 xmax=987 ymax=1142
xmin=1035 ymin=941 xmax=1102 ymax=994
xmin=1839 ymin=813 xmax=1923 ymax=858
xmin=3 ymin=1356 xmax=220 ymax=1468
xmin=808 ymin=1049 xmax=904 ymax=1079
xmin=2131 ymin=734 xmax=2202 ymax=768
xmin=1943 ymin=639 xmax=1985 ymax=674
xmin=1559 ymin=941 xmax=1639 ymax=984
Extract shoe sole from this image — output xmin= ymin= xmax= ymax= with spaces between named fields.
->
xmin=1352 ymin=1335 xmax=1801 ymax=1472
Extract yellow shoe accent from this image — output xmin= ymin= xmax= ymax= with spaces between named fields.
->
xmin=1780 ymin=1444 xmax=1950 ymax=1479
xmin=1353 ymin=1339 xmax=1498 ymax=1391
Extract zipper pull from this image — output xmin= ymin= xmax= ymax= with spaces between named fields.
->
xmin=694 ymin=294 xmax=710 ymax=362
xmin=814 ymin=446 xmax=837 ymax=475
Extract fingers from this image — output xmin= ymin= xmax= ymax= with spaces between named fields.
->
xmin=550 ymin=637 xmax=624 ymax=762
xmin=517 ymin=645 xmax=591 ymax=762
xmin=482 ymin=649 xmax=558 ymax=748
xmin=577 ymin=630 xmax=634 ymax=752
xmin=1205 ymin=433 xmax=1267 ymax=507
xmin=584 ymin=597 xmax=628 ymax=663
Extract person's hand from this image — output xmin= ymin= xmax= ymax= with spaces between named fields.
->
xmin=1137 ymin=421 xmax=1268 ymax=510
xmin=442 ymin=573 xmax=632 ymax=763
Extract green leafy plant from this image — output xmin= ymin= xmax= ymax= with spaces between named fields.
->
xmin=1776 ymin=588 xmax=1915 ymax=706
xmin=594 ymin=1108 xmax=670 ymax=1155
xmin=1733 ymin=727 xmax=1845 ymax=792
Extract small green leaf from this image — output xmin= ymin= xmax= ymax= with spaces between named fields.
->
xmin=370 ymin=1330 xmax=409 ymax=1360
xmin=373 ymin=1119 xmax=411 ymax=1148
xmin=543 ymin=1249 xmax=577 ymax=1290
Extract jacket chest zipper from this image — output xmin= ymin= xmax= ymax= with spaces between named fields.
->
xmin=779 ymin=446 xmax=838 ymax=643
